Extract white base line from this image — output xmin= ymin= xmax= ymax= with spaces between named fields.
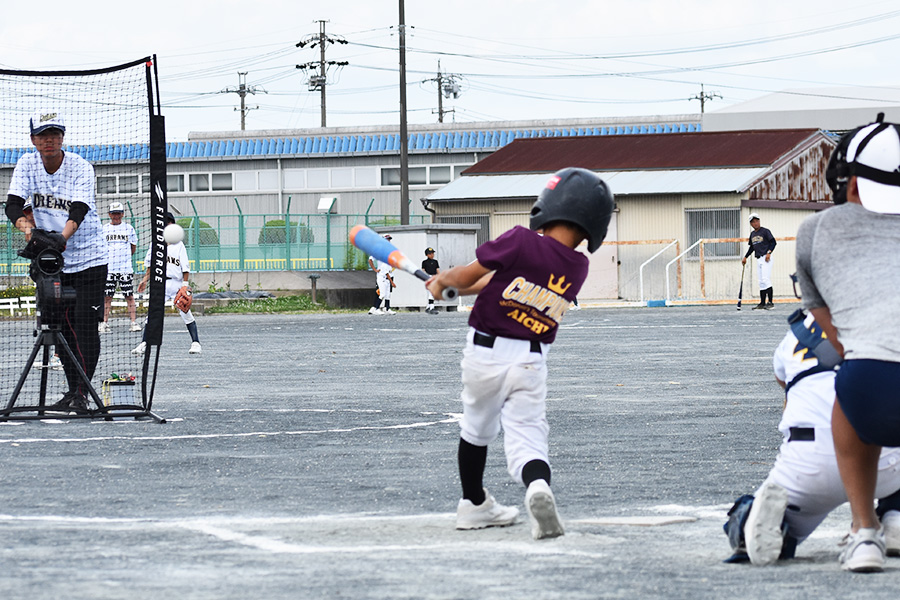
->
xmin=0 ymin=415 xmax=460 ymax=445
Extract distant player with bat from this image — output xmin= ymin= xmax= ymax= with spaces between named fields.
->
xmin=426 ymin=167 xmax=615 ymax=540
xmin=367 ymin=234 xmax=397 ymax=315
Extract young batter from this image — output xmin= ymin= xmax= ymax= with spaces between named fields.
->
xmin=427 ymin=167 xmax=615 ymax=540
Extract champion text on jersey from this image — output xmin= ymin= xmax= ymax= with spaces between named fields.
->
xmin=499 ymin=274 xmax=574 ymax=335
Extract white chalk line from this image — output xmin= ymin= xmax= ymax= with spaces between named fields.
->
xmin=0 ymin=414 xmax=460 ymax=445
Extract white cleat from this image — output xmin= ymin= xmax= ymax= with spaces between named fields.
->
xmin=745 ymin=482 xmax=788 ymax=566
xmin=368 ymin=307 xmax=381 ymax=315
xmin=189 ymin=341 xmax=202 ymax=354
xmin=383 ymin=308 xmax=396 ymax=315
xmin=129 ymin=321 xmax=142 ymax=332
xmin=131 ymin=341 xmax=146 ymax=356
xmin=882 ymin=510 xmax=900 ymax=557
xmin=456 ymin=488 xmax=519 ymax=530
xmin=840 ymin=527 xmax=885 ymax=572
xmin=525 ymin=479 xmax=564 ymax=540
xmin=98 ymin=322 xmax=110 ymax=333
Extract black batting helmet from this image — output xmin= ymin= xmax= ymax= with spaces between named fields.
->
xmin=529 ymin=167 xmax=615 ymax=253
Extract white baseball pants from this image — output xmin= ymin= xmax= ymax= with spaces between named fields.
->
xmin=458 ymin=328 xmax=549 ymax=484
xmin=757 ymin=256 xmax=773 ymax=290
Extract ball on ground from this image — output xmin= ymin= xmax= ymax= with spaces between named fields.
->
xmin=163 ymin=223 xmax=184 ymax=245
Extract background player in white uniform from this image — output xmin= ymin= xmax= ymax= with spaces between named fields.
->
xmin=133 ymin=213 xmax=201 ymax=355
xmin=4 ymin=111 xmax=108 ymax=412
xmin=367 ymin=234 xmax=396 ymax=315
xmin=101 ymin=202 xmax=140 ymax=332
xmin=723 ymin=312 xmax=900 ymax=565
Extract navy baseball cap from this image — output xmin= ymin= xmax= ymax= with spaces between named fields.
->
xmin=30 ymin=111 xmax=66 ymax=135
xmin=164 ymin=212 xmax=176 ymax=224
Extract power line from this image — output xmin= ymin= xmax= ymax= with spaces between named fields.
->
xmin=219 ymin=72 xmax=266 ymax=130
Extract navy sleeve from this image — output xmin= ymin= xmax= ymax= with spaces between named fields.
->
xmin=5 ymin=194 xmax=25 ymax=223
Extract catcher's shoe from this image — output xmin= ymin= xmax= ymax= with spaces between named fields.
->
xmin=525 ymin=479 xmax=564 ymax=540
xmin=745 ymin=482 xmax=788 ymax=566
xmin=383 ymin=308 xmax=396 ymax=315
xmin=368 ymin=307 xmax=380 ymax=315
xmin=840 ymin=527 xmax=885 ymax=572
xmin=189 ymin=342 xmax=202 ymax=355
xmin=881 ymin=511 xmax=900 ymax=557
xmin=98 ymin=322 xmax=110 ymax=333
xmin=47 ymin=391 xmax=90 ymax=414
xmin=131 ymin=341 xmax=146 ymax=356
xmin=129 ymin=321 xmax=142 ymax=332
xmin=456 ymin=489 xmax=519 ymax=530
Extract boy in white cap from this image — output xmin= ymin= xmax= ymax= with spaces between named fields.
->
xmin=101 ymin=202 xmax=140 ymax=332
xmin=795 ymin=114 xmax=900 ymax=572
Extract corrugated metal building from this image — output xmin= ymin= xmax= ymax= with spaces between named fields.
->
xmin=425 ymin=129 xmax=837 ymax=302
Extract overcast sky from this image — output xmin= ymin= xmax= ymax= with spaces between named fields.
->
xmin=2 ymin=0 xmax=899 ymax=141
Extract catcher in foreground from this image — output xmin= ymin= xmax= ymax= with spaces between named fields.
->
xmin=133 ymin=212 xmax=202 ymax=355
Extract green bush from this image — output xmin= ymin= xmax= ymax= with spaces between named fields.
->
xmin=0 ymin=284 xmax=36 ymax=299
xmin=258 ymin=219 xmax=315 ymax=245
xmin=177 ymin=218 xmax=219 ymax=246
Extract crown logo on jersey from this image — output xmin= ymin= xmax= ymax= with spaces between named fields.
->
xmin=547 ymin=274 xmax=571 ymax=295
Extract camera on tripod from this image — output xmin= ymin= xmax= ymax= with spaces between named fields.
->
xmin=18 ymin=229 xmax=76 ymax=328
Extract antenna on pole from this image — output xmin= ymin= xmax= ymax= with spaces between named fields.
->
xmin=296 ymin=20 xmax=349 ymax=127
xmin=689 ymin=84 xmax=721 ymax=114
xmin=221 ymin=72 xmax=266 ymax=130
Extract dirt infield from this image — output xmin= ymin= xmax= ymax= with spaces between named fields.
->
xmin=1 ymin=305 xmax=898 ymax=599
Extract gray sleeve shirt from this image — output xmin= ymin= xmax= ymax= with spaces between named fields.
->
xmin=795 ymin=203 xmax=900 ymax=362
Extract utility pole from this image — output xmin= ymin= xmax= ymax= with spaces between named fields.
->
xmin=424 ymin=61 xmax=461 ymax=123
xmin=221 ymin=72 xmax=265 ymax=130
xmin=296 ymin=20 xmax=348 ymax=128
xmin=690 ymin=84 xmax=722 ymax=114
xmin=399 ymin=0 xmax=409 ymax=225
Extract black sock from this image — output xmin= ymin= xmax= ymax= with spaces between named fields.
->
xmin=760 ymin=292 xmax=765 ymax=305
xmin=186 ymin=321 xmax=199 ymax=343
xmin=458 ymin=438 xmax=487 ymax=505
xmin=522 ymin=459 xmax=551 ymax=487
xmin=767 ymin=287 xmax=774 ymax=303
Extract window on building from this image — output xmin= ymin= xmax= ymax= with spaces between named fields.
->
xmin=119 ymin=175 xmax=139 ymax=194
xmin=685 ymin=208 xmax=740 ymax=258
xmin=308 ymin=169 xmax=329 ymax=188
xmin=437 ymin=215 xmax=489 ymax=247
xmin=354 ymin=167 xmax=376 ymax=187
xmin=454 ymin=165 xmax=473 ymax=178
xmin=430 ymin=166 xmax=451 ymax=184
xmin=211 ymin=173 xmax=232 ymax=191
xmin=97 ymin=176 xmax=117 ymax=194
xmin=283 ymin=170 xmax=305 ymax=189
xmin=381 ymin=167 xmax=427 ymax=186
xmin=167 ymin=174 xmax=184 ymax=193
xmin=234 ymin=171 xmax=256 ymax=191
xmin=258 ymin=170 xmax=278 ymax=190
xmin=141 ymin=175 xmax=151 ymax=193
xmin=189 ymin=174 xmax=210 ymax=192
xmin=331 ymin=168 xmax=353 ymax=188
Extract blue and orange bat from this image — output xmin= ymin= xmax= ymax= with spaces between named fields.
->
xmin=349 ymin=225 xmax=457 ymax=300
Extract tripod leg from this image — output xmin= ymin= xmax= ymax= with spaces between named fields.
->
xmin=4 ymin=331 xmax=52 ymax=414
xmin=52 ymin=331 xmax=105 ymax=414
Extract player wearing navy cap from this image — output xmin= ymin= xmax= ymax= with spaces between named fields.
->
xmin=5 ymin=110 xmax=108 ymax=412
xmin=427 ymin=167 xmax=614 ymax=540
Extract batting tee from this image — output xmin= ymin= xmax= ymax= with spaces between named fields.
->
xmin=0 ymin=57 xmax=168 ymax=422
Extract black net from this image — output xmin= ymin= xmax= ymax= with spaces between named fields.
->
xmin=0 ymin=57 xmax=166 ymax=420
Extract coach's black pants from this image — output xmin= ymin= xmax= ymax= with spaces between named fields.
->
xmin=59 ymin=265 xmax=107 ymax=396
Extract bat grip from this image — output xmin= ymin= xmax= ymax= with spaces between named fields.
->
xmin=414 ymin=269 xmax=457 ymax=301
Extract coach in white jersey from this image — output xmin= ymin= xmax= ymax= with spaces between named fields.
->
xmin=132 ymin=212 xmax=201 ymax=355
xmin=5 ymin=110 xmax=109 ymax=412
xmin=723 ymin=313 xmax=900 ymax=565
xmin=101 ymin=202 xmax=140 ymax=332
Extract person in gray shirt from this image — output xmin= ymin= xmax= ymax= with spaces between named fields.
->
xmin=795 ymin=117 xmax=900 ymax=573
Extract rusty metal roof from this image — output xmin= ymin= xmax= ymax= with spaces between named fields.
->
xmin=463 ymin=129 xmax=824 ymax=174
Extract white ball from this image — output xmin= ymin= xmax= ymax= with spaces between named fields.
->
xmin=163 ymin=223 xmax=184 ymax=245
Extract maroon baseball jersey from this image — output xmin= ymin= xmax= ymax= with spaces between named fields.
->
xmin=469 ymin=226 xmax=588 ymax=344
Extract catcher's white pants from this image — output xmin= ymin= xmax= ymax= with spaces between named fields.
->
xmin=459 ymin=328 xmax=549 ymax=484
xmin=165 ymin=280 xmax=195 ymax=325
xmin=757 ymin=256 xmax=773 ymax=290
xmin=376 ymin=273 xmax=392 ymax=302
xmin=758 ymin=428 xmax=900 ymax=542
